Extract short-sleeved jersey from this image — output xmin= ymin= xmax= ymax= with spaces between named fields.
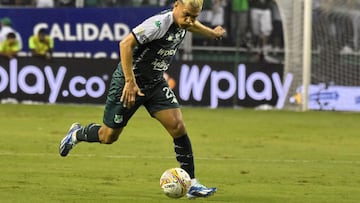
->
xmin=131 ymin=9 xmax=187 ymax=89
xmin=0 ymin=39 xmax=20 ymax=53
xmin=28 ymin=35 xmax=54 ymax=55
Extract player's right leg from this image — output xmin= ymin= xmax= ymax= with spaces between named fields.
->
xmin=186 ymin=179 xmax=217 ymax=199
xmin=147 ymin=81 xmax=217 ymax=199
xmin=154 ymin=108 xmax=217 ymax=199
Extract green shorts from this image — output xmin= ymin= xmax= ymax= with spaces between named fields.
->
xmin=103 ymin=64 xmax=180 ymax=128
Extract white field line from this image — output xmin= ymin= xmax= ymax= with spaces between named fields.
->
xmin=0 ymin=151 xmax=360 ymax=165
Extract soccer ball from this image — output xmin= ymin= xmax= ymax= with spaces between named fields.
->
xmin=159 ymin=168 xmax=191 ymax=198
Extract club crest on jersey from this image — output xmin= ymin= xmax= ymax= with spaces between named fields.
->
xmin=155 ymin=20 xmax=161 ymax=28
xmin=114 ymin=114 xmax=123 ymax=124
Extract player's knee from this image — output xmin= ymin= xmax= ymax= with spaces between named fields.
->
xmin=101 ymin=135 xmax=118 ymax=144
xmin=169 ymin=121 xmax=186 ymax=137
xmin=99 ymin=129 xmax=121 ymax=144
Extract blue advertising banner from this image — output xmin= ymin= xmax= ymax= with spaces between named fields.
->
xmin=289 ymin=84 xmax=360 ymax=111
xmin=0 ymin=7 xmax=166 ymax=58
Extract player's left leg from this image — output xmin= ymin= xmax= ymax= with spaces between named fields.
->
xmin=153 ymin=108 xmax=217 ymax=199
xmin=60 ymin=63 xmax=141 ymax=157
xmin=59 ymin=98 xmax=142 ymax=157
xmin=59 ymin=123 xmax=123 ymax=157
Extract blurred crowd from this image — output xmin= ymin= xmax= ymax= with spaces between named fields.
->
xmin=0 ymin=16 xmax=53 ymax=60
xmin=0 ymin=0 xmax=284 ymax=60
xmin=195 ymin=0 xmax=282 ymax=53
xmin=2 ymin=0 xmax=359 ymax=61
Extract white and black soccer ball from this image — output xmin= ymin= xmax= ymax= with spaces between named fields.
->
xmin=159 ymin=168 xmax=191 ymax=198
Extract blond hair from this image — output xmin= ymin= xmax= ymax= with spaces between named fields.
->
xmin=179 ymin=0 xmax=203 ymax=9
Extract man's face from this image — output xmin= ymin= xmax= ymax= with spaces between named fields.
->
xmin=8 ymin=37 xmax=16 ymax=45
xmin=173 ymin=0 xmax=201 ymax=29
xmin=39 ymin=33 xmax=46 ymax=41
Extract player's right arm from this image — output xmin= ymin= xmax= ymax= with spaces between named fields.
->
xmin=119 ymin=34 xmax=144 ymax=108
xmin=119 ymin=11 xmax=170 ymax=108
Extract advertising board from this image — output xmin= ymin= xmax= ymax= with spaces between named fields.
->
xmin=0 ymin=58 xmax=286 ymax=108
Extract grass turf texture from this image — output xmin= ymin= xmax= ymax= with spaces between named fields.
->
xmin=0 ymin=104 xmax=359 ymax=203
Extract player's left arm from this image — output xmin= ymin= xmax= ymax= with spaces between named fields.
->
xmin=187 ymin=20 xmax=226 ymax=40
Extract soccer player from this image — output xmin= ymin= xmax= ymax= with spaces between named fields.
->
xmin=59 ymin=0 xmax=225 ymax=199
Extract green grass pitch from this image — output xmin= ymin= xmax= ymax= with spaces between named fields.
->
xmin=0 ymin=104 xmax=359 ymax=203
